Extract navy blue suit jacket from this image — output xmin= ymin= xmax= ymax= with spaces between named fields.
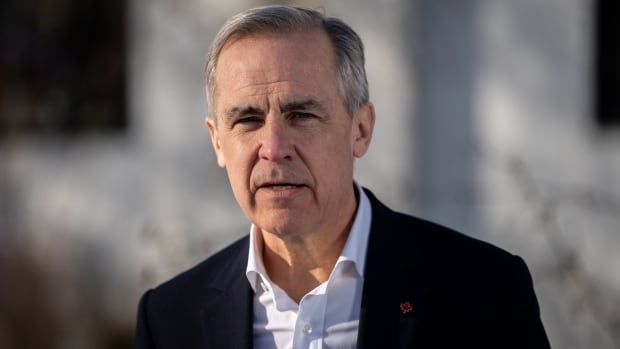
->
xmin=133 ymin=189 xmax=550 ymax=348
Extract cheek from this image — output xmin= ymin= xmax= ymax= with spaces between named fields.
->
xmin=226 ymin=152 xmax=252 ymax=183
xmin=224 ymin=159 xmax=255 ymax=216
xmin=306 ymin=133 xmax=354 ymax=181
xmin=221 ymin=141 xmax=255 ymax=192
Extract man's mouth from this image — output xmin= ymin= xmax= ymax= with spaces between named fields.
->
xmin=257 ymin=183 xmax=305 ymax=192
xmin=263 ymin=184 xmax=300 ymax=190
xmin=261 ymin=183 xmax=303 ymax=188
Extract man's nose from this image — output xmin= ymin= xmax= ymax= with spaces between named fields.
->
xmin=258 ymin=119 xmax=294 ymax=162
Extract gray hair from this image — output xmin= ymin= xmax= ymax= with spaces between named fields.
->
xmin=205 ymin=5 xmax=369 ymax=117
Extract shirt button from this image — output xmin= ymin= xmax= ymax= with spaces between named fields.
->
xmin=302 ymin=323 xmax=312 ymax=335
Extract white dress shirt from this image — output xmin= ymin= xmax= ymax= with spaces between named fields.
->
xmin=246 ymin=184 xmax=372 ymax=349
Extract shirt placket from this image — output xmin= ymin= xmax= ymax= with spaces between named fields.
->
xmin=292 ymin=285 xmax=327 ymax=349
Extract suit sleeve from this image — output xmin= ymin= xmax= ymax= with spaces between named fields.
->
xmin=496 ymin=256 xmax=551 ymax=349
xmin=133 ymin=289 xmax=156 ymax=349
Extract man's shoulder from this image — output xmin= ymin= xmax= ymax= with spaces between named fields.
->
xmin=133 ymin=235 xmax=251 ymax=346
xmin=394 ymin=209 xmax=514 ymax=263
xmin=361 ymin=189 xmax=550 ymax=348
xmin=365 ymin=188 xmax=518 ymax=268
xmin=367 ymin=194 xmax=530 ymax=299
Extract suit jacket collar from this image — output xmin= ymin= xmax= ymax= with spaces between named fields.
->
xmin=358 ymin=188 xmax=428 ymax=349
xmin=201 ymin=237 xmax=254 ymax=349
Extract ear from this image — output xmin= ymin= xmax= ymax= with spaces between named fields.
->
xmin=351 ymin=102 xmax=375 ymax=158
xmin=205 ymin=116 xmax=226 ymax=168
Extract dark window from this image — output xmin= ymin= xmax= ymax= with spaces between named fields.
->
xmin=0 ymin=0 xmax=127 ymax=136
xmin=595 ymin=0 xmax=620 ymax=127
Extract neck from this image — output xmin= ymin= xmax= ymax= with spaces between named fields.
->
xmin=260 ymin=187 xmax=359 ymax=303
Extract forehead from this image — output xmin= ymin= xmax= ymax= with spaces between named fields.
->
xmin=213 ymin=30 xmax=340 ymax=109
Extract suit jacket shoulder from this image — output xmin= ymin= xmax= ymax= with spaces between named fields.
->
xmin=154 ymin=234 xmax=250 ymax=295
xmin=133 ymin=235 xmax=253 ymax=349
xmin=359 ymin=188 xmax=550 ymax=348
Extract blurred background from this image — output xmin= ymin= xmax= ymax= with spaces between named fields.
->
xmin=1 ymin=0 xmax=618 ymax=348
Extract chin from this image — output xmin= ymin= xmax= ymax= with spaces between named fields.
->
xmin=259 ymin=222 xmax=300 ymax=238
xmin=254 ymin=211 xmax=308 ymax=238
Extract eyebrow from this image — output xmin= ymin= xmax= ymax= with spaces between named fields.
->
xmin=224 ymin=98 xmax=327 ymax=122
xmin=280 ymin=98 xmax=326 ymax=114
xmin=224 ymin=105 xmax=264 ymax=122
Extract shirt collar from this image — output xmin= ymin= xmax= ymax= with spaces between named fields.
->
xmin=337 ymin=183 xmax=372 ymax=277
xmin=245 ymin=182 xmax=372 ymax=291
xmin=246 ymin=223 xmax=267 ymax=292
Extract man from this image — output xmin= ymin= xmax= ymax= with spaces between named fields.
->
xmin=133 ymin=5 xmax=550 ymax=349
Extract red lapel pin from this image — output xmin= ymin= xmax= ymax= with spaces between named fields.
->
xmin=400 ymin=301 xmax=413 ymax=314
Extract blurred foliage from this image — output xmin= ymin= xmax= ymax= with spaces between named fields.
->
xmin=0 ymin=234 xmax=134 ymax=349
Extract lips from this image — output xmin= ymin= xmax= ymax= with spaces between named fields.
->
xmin=252 ymin=168 xmax=308 ymax=194
xmin=258 ymin=182 xmax=305 ymax=190
xmin=262 ymin=184 xmax=301 ymax=190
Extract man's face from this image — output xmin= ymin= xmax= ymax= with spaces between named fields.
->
xmin=206 ymin=29 xmax=374 ymax=238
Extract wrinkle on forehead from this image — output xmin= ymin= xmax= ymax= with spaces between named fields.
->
xmin=226 ymin=63 xmax=316 ymax=87
xmin=216 ymin=33 xmax=336 ymax=89
xmin=226 ymin=71 xmax=322 ymax=104
xmin=238 ymin=80 xmax=309 ymax=98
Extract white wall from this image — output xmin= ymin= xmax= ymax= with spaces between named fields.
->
xmin=416 ymin=0 xmax=620 ymax=347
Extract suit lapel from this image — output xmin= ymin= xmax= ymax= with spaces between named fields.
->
xmin=201 ymin=237 xmax=254 ymax=349
xmin=358 ymin=189 xmax=430 ymax=349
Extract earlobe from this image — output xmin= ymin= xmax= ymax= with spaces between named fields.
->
xmin=205 ymin=116 xmax=226 ymax=168
xmin=352 ymin=103 xmax=376 ymax=158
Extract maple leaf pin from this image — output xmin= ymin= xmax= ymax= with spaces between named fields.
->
xmin=400 ymin=301 xmax=413 ymax=314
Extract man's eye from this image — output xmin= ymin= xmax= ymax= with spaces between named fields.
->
xmin=234 ymin=116 xmax=262 ymax=126
xmin=291 ymin=112 xmax=315 ymax=120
